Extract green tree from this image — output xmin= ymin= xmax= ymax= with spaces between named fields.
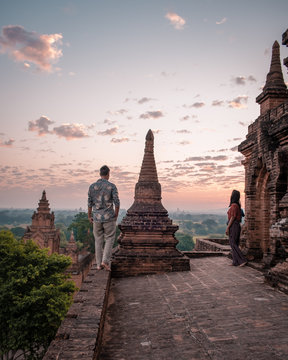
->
xmin=68 ymin=212 xmax=94 ymax=253
xmin=176 ymin=233 xmax=195 ymax=251
xmin=0 ymin=230 xmax=76 ymax=360
xmin=10 ymin=226 xmax=26 ymax=240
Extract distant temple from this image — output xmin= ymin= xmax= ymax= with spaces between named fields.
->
xmin=23 ymin=191 xmax=93 ymax=288
xmin=22 ymin=190 xmax=60 ymax=254
xmin=112 ymin=129 xmax=190 ymax=276
xmin=239 ymin=38 xmax=288 ymax=271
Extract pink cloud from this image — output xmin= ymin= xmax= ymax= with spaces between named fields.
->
xmin=0 ymin=25 xmax=63 ymax=72
xmin=0 ymin=138 xmax=15 ymax=147
xmin=212 ymin=100 xmax=224 ymax=106
xmin=28 ymin=116 xmax=89 ymax=140
xmin=140 ymin=111 xmax=164 ymax=119
xmin=138 ymin=97 xmax=154 ymax=104
xmin=216 ymin=17 xmax=227 ymax=25
xmin=183 ymin=102 xmax=205 ymax=109
xmin=111 ymin=137 xmax=129 ymax=143
xmin=53 ymin=124 xmax=89 ymax=140
xmin=165 ymin=12 xmax=186 ymax=30
xmin=228 ymin=95 xmax=248 ymax=109
xmin=28 ymin=116 xmax=54 ymax=136
xmin=97 ymin=127 xmax=118 ymax=136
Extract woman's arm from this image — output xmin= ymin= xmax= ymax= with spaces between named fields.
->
xmin=225 ymin=216 xmax=235 ymax=236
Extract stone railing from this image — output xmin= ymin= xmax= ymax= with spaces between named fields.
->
xmin=43 ymin=265 xmax=111 ymax=360
xmin=193 ymin=238 xmax=230 ymax=253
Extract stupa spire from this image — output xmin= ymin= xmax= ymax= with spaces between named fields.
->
xmin=263 ymin=41 xmax=286 ymax=91
xmin=37 ymin=190 xmax=51 ymax=214
xmin=138 ymin=129 xmax=158 ymax=182
xmin=112 ymin=130 xmax=190 ymax=276
xmin=130 ymin=129 xmax=164 ymax=211
xmin=256 ymin=41 xmax=288 ymax=114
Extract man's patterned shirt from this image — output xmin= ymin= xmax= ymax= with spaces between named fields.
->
xmin=88 ymin=179 xmax=120 ymax=222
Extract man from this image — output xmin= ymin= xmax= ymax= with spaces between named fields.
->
xmin=88 ymin=165 xmax=120 ymax=271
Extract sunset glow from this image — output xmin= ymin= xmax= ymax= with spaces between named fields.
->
xmin=0 ymin=1 xmax=287 ymax=211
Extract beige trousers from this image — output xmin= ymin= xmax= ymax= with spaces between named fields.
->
xmin=93 ymin=220 xmax=116 ymax=267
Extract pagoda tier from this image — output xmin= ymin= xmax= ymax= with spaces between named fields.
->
xmin=112 ymin=130 xmax=190 ymax=277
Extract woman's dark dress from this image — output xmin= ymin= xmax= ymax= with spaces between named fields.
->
xmin=228 ymin=203 xmax=247 ymax=266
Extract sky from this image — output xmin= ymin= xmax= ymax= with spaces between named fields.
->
xmin=0 ymin=0 xmax=288 ymax=212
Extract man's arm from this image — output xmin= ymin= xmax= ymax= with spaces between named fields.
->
xmin=114 ymin=206 xmax=119 ymax=220
xmin=88 ymin=185 xmax=93 ymax=224
xmin=112 ymin=184 xmax=120 ymax=220
xmin=88 ymin=206 xmax=93 ymax=224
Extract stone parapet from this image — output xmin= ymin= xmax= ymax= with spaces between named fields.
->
xmin=43 ymin=265 xmax=111 ymax=360
xmin=194 ymin=238 xmax=230 ymax=253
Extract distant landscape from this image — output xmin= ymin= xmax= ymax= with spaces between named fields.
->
xmin=0 ymin=208 xmax=228 ymax=251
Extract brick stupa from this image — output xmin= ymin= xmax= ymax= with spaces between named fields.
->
xmin=112 ymin=129 xmax=190 ymax=277
xmin=22 ymin=190 xmax=60 ymax=255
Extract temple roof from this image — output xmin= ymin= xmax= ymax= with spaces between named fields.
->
xmin=36 ymin=190 xmax=51 ymax=214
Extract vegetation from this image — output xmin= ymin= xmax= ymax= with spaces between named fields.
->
xmin=171 ymin=212 xmax=227 ymax=251
xmin=67 ymin=212 xmax=94 ymax=252
xmin=0 ymin=208 xmax=227 ymax=253
xmin=0 ymin=230 xmax=76 ymax=360
xmin=175 ymin=232 xmax=194 ymax=251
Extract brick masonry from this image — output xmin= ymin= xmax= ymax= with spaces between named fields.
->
xmin=100 ymin=257 xmax=288 ymax=360
xmin=238 ymin=38 xmax=288 ymax=269
xmin=43 ymin=265 xmax=111 ymax=360
xmin=113 ymin=130 xmax=190 ymax=276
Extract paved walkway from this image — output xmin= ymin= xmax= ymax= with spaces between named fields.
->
xmin=100 ymin=257 xmax=288 ymax=360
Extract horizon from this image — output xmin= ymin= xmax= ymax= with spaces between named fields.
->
xmin=1 ymin=1 xmax=287 ymax=210
xmin=0 ymin=206 xmax=228 ymax=214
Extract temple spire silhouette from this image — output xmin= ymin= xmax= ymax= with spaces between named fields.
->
xmin=256 ymin=41 xmax=288 ymax=114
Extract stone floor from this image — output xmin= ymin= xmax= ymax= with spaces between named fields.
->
xmin=100 ymin=257 xmax=288 ymax=360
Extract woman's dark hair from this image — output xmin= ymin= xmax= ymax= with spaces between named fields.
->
xmin=100 ymin=165 xmax=110 ymax=176
xmin=229 ymin=189 xmax=241 ymax=208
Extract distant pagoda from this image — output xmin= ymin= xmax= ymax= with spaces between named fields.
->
xmin=22 ymin=190 xmax=60 ymax=255
xmin=112 ymin=129 xmax=190 ymax=276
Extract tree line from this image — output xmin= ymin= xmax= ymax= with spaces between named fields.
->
xmin=0 ymin=209 xmax=228 ymax=254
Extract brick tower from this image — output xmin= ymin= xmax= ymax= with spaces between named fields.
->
xmin=112 ymin=129 xmax=190 ymax=276
xmin=23 ymin=190 xmax=60 ymax=254
xmin=239 ymin=39 xmax=288 ymax=266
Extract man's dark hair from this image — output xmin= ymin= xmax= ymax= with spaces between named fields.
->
xmin=100 ymin=165 xmax=110 ymax=176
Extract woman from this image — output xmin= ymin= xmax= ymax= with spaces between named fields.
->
xmin=225 ymin=190 xmax=247 ymax=267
